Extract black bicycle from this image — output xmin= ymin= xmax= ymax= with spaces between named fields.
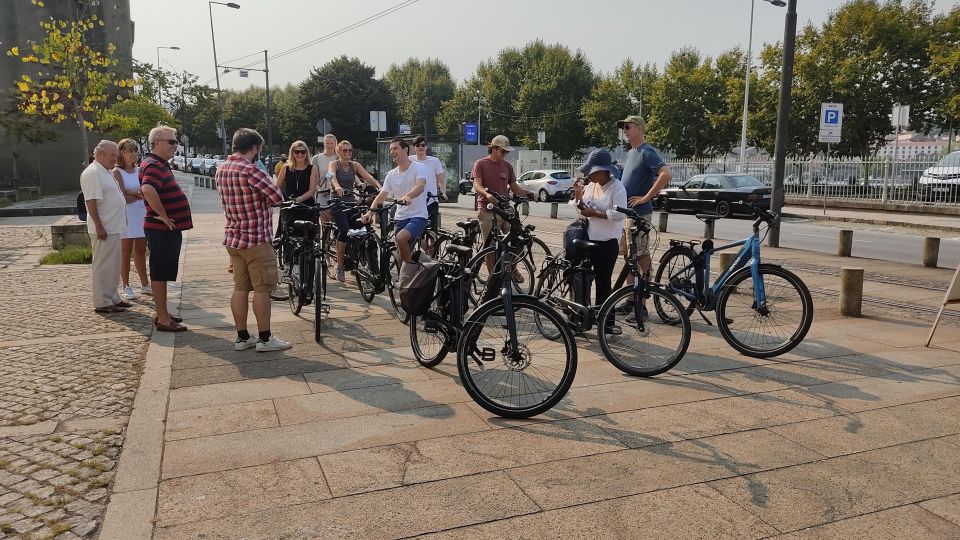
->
xmin=409 ymin=200 xmax=578 ymax=418
xmin=534 ymin=207 xmax=691 ymax=376
xmin=347 ymin=200 xmax=407 ymax=322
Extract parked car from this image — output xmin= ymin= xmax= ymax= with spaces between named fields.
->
xmin=189 ymin=154 xmax=209 ymax=174
xmin=205 ymin=156 xmax=226 ymax=177
xmin=459 ymin=172 xmax=473 ymax=195
xmin=654 ymin=173 xmax=771 ymax=217
xmin=200 ymin=155 xmax=222 ymax=176
xmin=171 ymin=154 xmax=185 ymax=171
xmin=516 ymin=169 xmax=574 ymax=202
xmin=918 ymin=151 xmax=960 ymax=203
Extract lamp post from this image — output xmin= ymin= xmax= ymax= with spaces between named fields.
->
xmin=155 ymin=46 xmax=179 ymax=104
xmin=209 ymin=1 xmax=239 ymax=156
xmin=768 ymin=0 xmax=796 ymax=248
xmin=219 ymin=50 xmax=272 ymax=158
xmin=739 ymin=0 xmax=786 ymax=173
xmin=475 ymin=90 xmax=482 ymax=146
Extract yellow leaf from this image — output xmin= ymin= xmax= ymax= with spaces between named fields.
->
xmin=10 ymin=47 xmax=19 ymax=56
xmin=38 ymin=0 xmax=45 ymax=6
xmin=17 ymin=82 xmax=29 ymax=92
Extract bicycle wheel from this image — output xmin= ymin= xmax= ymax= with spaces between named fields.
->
xmin=313 ymin=254 xmax=327 ymax=342
xmin=354 ymin=239 xmax=378 ymax=303
xmin=532 ymin=261 xmax=572 ymax=340
xmin=458 ymin=296 xmax=577 ymax=418
xmin=288 ymin=249 xmax=307 ymax=315
xmin=419 ymin=229 xmax=441 ymax=258
xmin=270 ymin=240 xmax=293 ymax=301
xmin=526 ymin=236 xmax=552 ymax=275
xmin=467 ymin=247 xmax=535 ymax=306
xmin=597 ymin=285 xmax=691 ymax=377
xmin=387 ymin=250 xmax=409 ymax=323
xmin=654 ymin=246 xmax=698 ymax=320
xmin=716 ymin=264 xmax=813 ymax=358
xmin=409 ymin=303 xmax=450 ymax=367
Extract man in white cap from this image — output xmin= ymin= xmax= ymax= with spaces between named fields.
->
xmin=471 ymin=135 xmax=533 ymax=264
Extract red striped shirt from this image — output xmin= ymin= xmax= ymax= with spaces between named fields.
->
xmin=140 ymin=154 xmax=193 ymax=231
xmin=216 ymin=155 xmax=284 ymax=249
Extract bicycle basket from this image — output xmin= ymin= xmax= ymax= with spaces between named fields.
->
xmin=399 ymin=250 xmax=440 ymax=316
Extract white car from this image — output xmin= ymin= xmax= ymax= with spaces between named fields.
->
xmin=918 ymin=151 xmax=960 ymax=203
xmin=516 ymin=169 xmax=574 ymax=202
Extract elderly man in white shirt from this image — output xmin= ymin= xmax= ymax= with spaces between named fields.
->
xmin=573 ymin=149 xmax=628 ymax=310
xmin=80 ymin=140 xmax=129 ymax=313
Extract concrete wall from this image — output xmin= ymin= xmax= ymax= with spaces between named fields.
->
xmin=0 ymin=0 xmax=133 ymax=193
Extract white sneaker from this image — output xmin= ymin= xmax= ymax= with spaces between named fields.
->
xmin=234 ymin=336 xmax=257 ymax=351
xmin=121 ymin=286 xmax=137 ymax=300
xmin=141 ymin=284 xmax=153 ymax=296
xmin=256 ymin=335 xmax=292 ymax=352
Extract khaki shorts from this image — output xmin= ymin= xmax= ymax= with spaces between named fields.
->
xmin=477 ymin=208 xmax=511 ymax=246
xmin=227 ymin=242 xmax=278 ymax=293
xmin=619 ymin=213 xmax=653 ymax=258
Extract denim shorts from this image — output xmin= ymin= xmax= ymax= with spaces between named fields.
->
xmin=394 ymin=217 xmax=428 ymax=248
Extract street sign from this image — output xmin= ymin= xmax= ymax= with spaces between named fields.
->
xmin=891 ymin=104 xmax=910 ymax=128
xmin=464 ymin=123 xmax=478 ymax=144
xmin=180 ymin=134 xmax=189 ymax=145
xmin=315 ymin=118 xmax=331 ymax=134
xmin=239 ymin=70 xmax=249 ymax=78
xmin=369 ymin=111 xmax=387 ymax=132
xmin=537 ymin=131 xmax=546 ymax=144
xmin=398 ymin=123 xmax=411 ymax=135
xmin=819 ymin=102 xmax=843 ymax=144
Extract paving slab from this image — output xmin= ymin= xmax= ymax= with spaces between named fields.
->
xmin=165 ymin=399 xmax=279 ymax=441
xmin=798 ymin=364 xmax=960 ymax=413
xmin=918 ymin=493 xmax=960 ymax=527
xmin=168 ymin=376 xmax=311 ymax=411
xmin=770 ymin=504 xmax=960 ymax=539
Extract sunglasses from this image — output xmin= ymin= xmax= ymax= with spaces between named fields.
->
xmin=415 ymin=143 xmax=427 ymax=148
xmin=341 ymin=148 xmax=353 ymax=153
xmin=162 ymin=139 xmax=178 ymax=145
xmin=293 ymin=149 xmax=307 ymax=155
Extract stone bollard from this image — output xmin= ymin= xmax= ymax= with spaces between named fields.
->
xmin=194 ymin=176 xmax=200 ymax=186
xmin=839 ymin=267 xmax=864 ymax=317
xmin=550 ymin=203 xmax=558 ymax=219
xmin=521 ymin=202 xmax=529 ymax=216
xmin=923 ymin=237 xmax=940 ymax=268
xmin=704 ymin=219 xmax=715 ymax=240
xmin=719 ymin=252 xmax=737 ymax=273
xmin=838 ymin=229 xmax=853 ymax=257
xmin=658 ymin=211 xmax=669 ymax=233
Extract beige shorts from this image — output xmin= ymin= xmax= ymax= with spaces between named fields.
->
xmin=477 ymin=208 xmax=511 ymax=246
xmin=227 ymin=242 xmax=278 ymax=293
xmin=619 ymin=213 xmax=653 ymax=257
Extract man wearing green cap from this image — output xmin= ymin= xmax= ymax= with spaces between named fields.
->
xmin=616 ymin=115 xmax=672 ymax=278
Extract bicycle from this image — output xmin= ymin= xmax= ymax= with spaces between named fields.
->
xmin=408 ymin=199 xmax=578 ymax=418
xmin=655 ymin=207 xmax=814 ymax=358
xmin=534 ymin=207 xmax=691 ymax=376
xmin=346 ymin=200 xmax=407 ymax=322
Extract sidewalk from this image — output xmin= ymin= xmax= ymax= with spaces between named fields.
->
xmin=0 ymin=193 xmax=76 ymax=218
xmin=91 ymin=181 xmax=960 ymax=539
xmin=783 ymin=204 xmax=960 ymax=233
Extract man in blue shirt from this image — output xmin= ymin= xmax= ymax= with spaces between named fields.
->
xmin=616 ymin=115 xmax=672 ymax=278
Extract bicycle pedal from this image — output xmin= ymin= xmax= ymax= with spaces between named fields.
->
xmin=424 ymin=320 xmax=441 ymax=333
xmin=320 ymin=304 xmax=331 ymax=314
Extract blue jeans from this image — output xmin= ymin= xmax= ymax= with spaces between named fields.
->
xmin=395 ymin=217 xmax=428 ymax=249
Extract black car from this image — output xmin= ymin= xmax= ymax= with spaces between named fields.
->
xmin=654 ymin=173 xmax=771 ymax=217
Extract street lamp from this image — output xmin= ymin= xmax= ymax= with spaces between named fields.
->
xmin=739 ymin=0 xmax=786 ymax=173
xmin=475 ymin=90 xmax=482 ymax=146
xmin=155 ymin=46 xmax=179 ymax=104
xmin=209 ymin=1 xmax=240 ymax=156
xmin=768 ymin=0 xmax=797 ymax=247
xmin=219 ymin=50 xmax=272 ymax=159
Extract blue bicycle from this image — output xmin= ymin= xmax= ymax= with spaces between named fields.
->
xmin=655 ymin=207 xmax=813 ymax=358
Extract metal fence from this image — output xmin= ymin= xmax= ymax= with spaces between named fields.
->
xmin=551 ymin=156 xmax=957 ymax=205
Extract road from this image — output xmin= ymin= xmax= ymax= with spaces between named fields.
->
xmin=446 ymin=194 xmax=960 ymax=270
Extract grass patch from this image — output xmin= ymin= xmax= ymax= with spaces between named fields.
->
xmin=40 ymin=244 xmax=92 ymax=265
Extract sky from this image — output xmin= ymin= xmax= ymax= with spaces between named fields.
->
xmin=132 ymin=0 xmax=956 ymax=91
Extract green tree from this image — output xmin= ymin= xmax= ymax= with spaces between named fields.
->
xmin=298 ymin=56 xmax=397 ymax=151
xmin=99 ymin=94 xmax=177 ymax=146
xmin=270 ymin=83 xmax=305 ymax=150
xmin=6 ymin=10 xmax=134 ymax=164
xmin=385 ymin=58 xmax=455 ymax=135
xmin=580 ymin=75 xmax=633 ymax=148
xmin=928 ymin=5 xmax=960 ymax=140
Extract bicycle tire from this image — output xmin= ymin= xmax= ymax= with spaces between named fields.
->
xmin=526 ymin=236 xmax=552 ymax=275
xmin=387 ymin=251 xmax=409 ymax=323
xmin=313 ymin=254 xmax=326 ymax=342
xmin=409 ymin=307 xmax=449 ymax=367
xmin=419 ymin=229 xmax=441 ymax=258
xmin=597 ymin=285 xmax=691 ymax=377
xmin=716 ymin=264 xmax=813 ymax=358
xmin=654 ymin=246 xmax=698 ymax=320
xmin=466 ymin=246 xmax=535 ymax=306
xmin=288 ymin=249 xmax=306 ymax=315
xmin=355 ymin=239 xmax=378 ymax=303
xmin=532 ymin=261 xmax=572 ymax=340
xmin=457 ymin=296 xmax=577 ymax=419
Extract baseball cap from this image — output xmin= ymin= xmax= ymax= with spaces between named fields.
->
xmin=488 ymin=135 xmax=514 ymax=152
xmin=616 ymin=115 xmax=646 ymax=130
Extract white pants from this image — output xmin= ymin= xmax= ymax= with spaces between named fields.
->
xmin=91 ymin=233 xmax=122 ymax=308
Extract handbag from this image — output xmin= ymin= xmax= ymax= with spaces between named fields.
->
xmin=563 ymin=218 xmax=590 ymax=260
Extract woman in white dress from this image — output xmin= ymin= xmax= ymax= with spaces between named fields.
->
xmin=113 ymin=138 xmax=150 ymax=300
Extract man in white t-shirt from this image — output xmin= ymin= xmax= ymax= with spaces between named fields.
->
xmin=80 ymin=140 xmax=128 ymax=313
xmin=409 ymin=134 xmax=446 ymax=231
xmin=310 ymin=133 xmax=339 ymax=204
xmin=361 ymin=138 xmax=428 ymax=263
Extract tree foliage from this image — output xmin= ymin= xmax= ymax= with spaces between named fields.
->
xmin=298 ymin=56 xmax=396 ymax=151
xmin=99 ymin=94 xmax=176 ymax=144
xmin=385 ymin=58 xmax=455 ymax=135
xmin=6 ymin=9 xmax=134 ymax=163
xmin=928 ymin=5 xmax=960 ymax=130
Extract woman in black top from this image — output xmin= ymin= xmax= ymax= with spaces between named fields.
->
xmin=275 ymin=140 xmax=318 ymax=203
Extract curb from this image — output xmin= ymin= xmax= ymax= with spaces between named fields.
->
xmin=99 ymin=185 xmax=191 ymax=540
xmin=0 ymin=206 xmax=75 ymax=217
xmin=783 ymin=212 xmax=960 ymax=234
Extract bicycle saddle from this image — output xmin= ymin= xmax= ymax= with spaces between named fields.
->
xmin=695 ymin=213 xmax=720 ymax=222
xmin=346 ymin=228 xmax=371 ymax=239
xmin=445 ymin=244 xmax=472 ymax=256
xmin=572 ymin=239 xmax=598 ymax=251
xmin=456 ymin=219 xmax=478 ymax=230
xmin=291 ymin=220 xmax=315 ymax=232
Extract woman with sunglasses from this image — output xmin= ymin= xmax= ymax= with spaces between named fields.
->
xmin=275 ymin=140 xmax=318 ymax=204
xmin=327 ymin=140 xmax=381 ymax=282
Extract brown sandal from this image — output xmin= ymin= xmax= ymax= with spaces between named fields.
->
xmin=94 ymin=305 xmax=127 ymax=314
xmin=154 ymin=318 xmax=187 ymax=332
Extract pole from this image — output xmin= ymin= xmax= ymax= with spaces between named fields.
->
xmin=477 ymin=91 xmax=482 ymax=146
xmin=209 ymin=2 xmax=228 ymax=156
xmin=886 ymin=121 xmax=900 ymax=204
xmin=824 ymin=142 xmax=830 ymax=215
xmin=768 ymin=0 xmax=797 ymax=248
xmin=264 ymin=50 xmax=273 ymax=158
xmin=156 ymin=47 xmax=162 ymax=104
xmin=739 ymin=0 xmax=755 ymax=173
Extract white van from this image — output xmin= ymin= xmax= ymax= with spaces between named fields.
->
xmin=918 ymin=151 xmax=960 ymax=202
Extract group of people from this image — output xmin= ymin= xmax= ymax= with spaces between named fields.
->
xmin=80 ymin=125 xmax=192 ymax=332
xmin=80 ymin=112 xmax=670 ymax=351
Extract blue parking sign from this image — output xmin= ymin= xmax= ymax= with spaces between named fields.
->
xmin=824 ymin=110 xmax=840 ymax=125
xmin=464 ymin=123 xmax=478 ymax=144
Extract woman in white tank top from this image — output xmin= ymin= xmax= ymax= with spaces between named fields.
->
xmin=113 ymin=138 xmax=150 ymax=300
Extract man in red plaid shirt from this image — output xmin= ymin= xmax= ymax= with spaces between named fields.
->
xmin=216 ymin=128 xmax=291 ymax=352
